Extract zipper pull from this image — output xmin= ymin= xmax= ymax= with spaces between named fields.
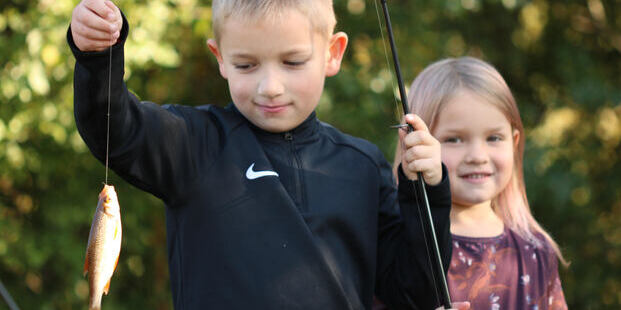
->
xmin=284 ymin=132 xmax=293 ymax=141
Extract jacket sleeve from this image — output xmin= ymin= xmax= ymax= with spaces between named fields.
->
xmin=375 ymin=161 xmax=452 ymax=310
xmin=67 ymin=13 xmax=214 ymax=202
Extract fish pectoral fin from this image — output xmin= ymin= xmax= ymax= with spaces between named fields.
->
xmin=102 ymin=253 xmax=121 ymax=296
xmin=83 ymin=258 xmax=89 ymax=277
xmin=104 ymin=278 xmax=111 ymax=295
xmin=113 ymin=253 xmax=120 ymax=272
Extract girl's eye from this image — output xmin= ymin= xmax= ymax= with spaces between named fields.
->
xmin=443 ymin=137 xmax=462 ymax=143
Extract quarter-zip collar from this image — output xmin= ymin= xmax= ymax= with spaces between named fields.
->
xmin=227 ymin=103 xmax=320 ymax=144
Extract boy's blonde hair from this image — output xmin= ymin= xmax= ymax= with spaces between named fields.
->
xmin=211 ymin=0 xmax=336 ymax=43
xmin=401 ymin=56 xmax=567 ymax=265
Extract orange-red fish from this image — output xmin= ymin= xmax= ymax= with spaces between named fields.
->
xmin=84 ymin=184 xmax=122 ymax=310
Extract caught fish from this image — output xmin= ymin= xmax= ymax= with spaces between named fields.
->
xmin=84 ymin=184 xmax=122 ymax=310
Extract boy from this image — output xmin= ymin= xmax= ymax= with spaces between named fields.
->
xmin=69 ymin=0 xmax=456 ymax=308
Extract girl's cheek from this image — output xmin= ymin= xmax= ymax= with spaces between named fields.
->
xmin=441 ymin=151 xmax=459 ymax=173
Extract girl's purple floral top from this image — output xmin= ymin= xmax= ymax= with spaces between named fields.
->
xmin=448 ymin=227 xmax=567 ymax=310
xmin=373 ymin=228 xmax=567 ymax=310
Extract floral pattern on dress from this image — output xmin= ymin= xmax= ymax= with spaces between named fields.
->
xmin=447 ymin=228 xmax=568 ymax=310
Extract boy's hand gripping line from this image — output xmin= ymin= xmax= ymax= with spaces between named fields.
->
xmin=374 ymin=1 xmax=453 ymax=308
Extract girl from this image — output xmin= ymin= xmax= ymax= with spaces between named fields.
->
xmin=393 ymin=57 xmax=568 ymax=309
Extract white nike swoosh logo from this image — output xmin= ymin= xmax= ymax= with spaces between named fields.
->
xmin=245 ymin=163 xmax=279 ymax=180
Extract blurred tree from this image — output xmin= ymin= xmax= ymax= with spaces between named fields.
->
xmin=0 ymin=0 xmax=619 ymax=309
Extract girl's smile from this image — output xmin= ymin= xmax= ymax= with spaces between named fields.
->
xmin=459 ymin=171 xmax=493 ymax=184
xmin=433 ymin=89 xmax=519 ymax=209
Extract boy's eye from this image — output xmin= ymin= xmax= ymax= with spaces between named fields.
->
xmin=233 ymin=63 xmax=254 ymax=70
xmin=487 ymin=135 xmax=503 ymax=142
xmin=284 ymin=60 xmax=306 ymax=67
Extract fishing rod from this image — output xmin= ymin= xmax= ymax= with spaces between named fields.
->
xmin=378 ymin=0 xmax=452 ymax=308
xmin=0 ymin=277 xmax=20 ymax=310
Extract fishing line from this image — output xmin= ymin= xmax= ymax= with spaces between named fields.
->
xmin=105 ymin=34 xmax=112 ymax=185
xmin=373 ymin=0 xmax=402 ymax=122
xmin=0 ymin=277 xmax=20 ymax=310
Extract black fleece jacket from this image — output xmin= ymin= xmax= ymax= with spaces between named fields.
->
xmin=68 ymin=15 xmax=452 ymax=310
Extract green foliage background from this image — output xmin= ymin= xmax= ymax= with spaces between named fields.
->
xmin=1 ymin=0 xmax=620 ymax=308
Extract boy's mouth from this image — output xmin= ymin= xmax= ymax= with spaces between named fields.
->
xmin=256 ymin=102 xmax=290 ymax=114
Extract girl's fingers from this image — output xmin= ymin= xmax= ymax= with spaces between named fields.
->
xmin=452 ymin=302 xmax=471 ymax=310
xmin=403 ymin=131 xmax=437 ymax=149
xmin=399 ymin=114 xmax=440 ymax=183
xmin=404 ymin=113 xmax=429 ymax=133
xmin=406 ymin=158 xmax=435 ymax=173
xmin=406 ymin=158 xmax=442 ymax=185
xmin=403 ymin=145 xmax=434 ymax=163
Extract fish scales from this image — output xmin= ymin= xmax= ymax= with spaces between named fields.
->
xmin=84 ymin=184 xmax=122 ymax=310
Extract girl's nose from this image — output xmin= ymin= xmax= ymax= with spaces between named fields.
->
xmin=464 ymin=141 xmax=489 ymax=164
xmin=258 ymin=68 xmax=284 ymax=98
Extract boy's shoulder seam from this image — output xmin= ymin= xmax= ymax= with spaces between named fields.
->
xmin=318 ymin=121 xmax=384 ymax=169
xmin=163 ymin=103 xmax=246 ymax=131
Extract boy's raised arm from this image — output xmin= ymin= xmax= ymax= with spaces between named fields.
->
xmin=67 ymin=1 xmax=212 ymax=202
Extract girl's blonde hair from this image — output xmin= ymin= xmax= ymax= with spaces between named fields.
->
xmin=401 ymin=56 xmax=566 ymax=265
xmin=211 ymin=0 xmax=336 ymax=44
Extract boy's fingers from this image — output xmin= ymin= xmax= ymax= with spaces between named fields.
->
xmin=83 ymin=0 xmax=114 ymax=19
xmin=73 ymin=20 xmax=118 ymax=41
xmin=104 ymin=0 xmax=122 ymax=24
xmin=78 ymin=38 xmax=117 ymax=52
xmin=74 ymin=6 xmax=118 ymax=33
xmin=404 ymin=114 xmax=429 ymax=133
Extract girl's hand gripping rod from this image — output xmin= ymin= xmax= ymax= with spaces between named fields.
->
xmin=379 ymin=0 xmax=452 ymax=308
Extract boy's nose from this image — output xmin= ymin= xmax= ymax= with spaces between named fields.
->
xmin=257 ymin=69 xmax=284 ymax=98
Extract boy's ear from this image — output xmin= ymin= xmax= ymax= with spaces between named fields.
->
xmin=207 ymin=39 xmax=228 ymax=79
xmin=325 ymin=32 xmax=348 ymax=77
